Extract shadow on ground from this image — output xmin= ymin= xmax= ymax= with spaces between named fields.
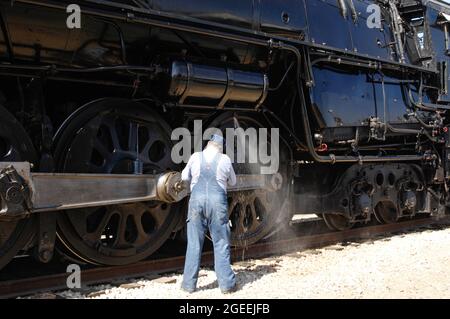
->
xmin=197 ymin=264 xmax=279 ymax=292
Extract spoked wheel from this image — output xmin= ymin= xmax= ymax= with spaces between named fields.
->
xmin=206 ymin=112 xmax=290 ymax=246
xmin=54 ymin=99 xmax=181 ymax=265
xmin=374 ymin=201 xmax=398 ymax=224
xmin=0 ymin=105 xmax=37 ymax=270
xmin=322 ymin=213 xmax=353 ymax=231
xmin=228 ymin=190 xmax=280 ymax=246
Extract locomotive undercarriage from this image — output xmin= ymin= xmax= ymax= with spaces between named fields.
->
xmin=0 ymin=0 xmax=450 ymax=270
xmin=0 ymin=101 xmax=285 ymax=266
xmin=295 ymin=163 xmax=436 ymax=231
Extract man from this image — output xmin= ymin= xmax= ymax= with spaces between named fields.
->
xmin=180 ymin=134 xmax=237 ymax=294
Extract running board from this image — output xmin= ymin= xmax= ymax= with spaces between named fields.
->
xmin=0 ymin=162 xmax=282 ymax=217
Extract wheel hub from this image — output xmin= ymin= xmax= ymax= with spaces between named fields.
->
xmin=323 ymin=213 xmax=353 ymax=231
xmin=374 ymin=200 xmax=399 ymax=224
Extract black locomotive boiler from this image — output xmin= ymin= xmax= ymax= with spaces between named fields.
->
xmin=1 ymin=0 xmax=450 ymax=269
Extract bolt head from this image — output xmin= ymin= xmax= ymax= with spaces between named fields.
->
xmin=5 ymin=186 xmax=22 ymax=204
xmin=40 ymin=250 xmax=52 ymax=262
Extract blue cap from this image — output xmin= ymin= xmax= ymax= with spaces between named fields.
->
xmin=210 ymin=134 xmax=224 ymax=145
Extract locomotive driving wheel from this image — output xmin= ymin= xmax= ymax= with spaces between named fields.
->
xmin=322 ymin=213 xmax=353 ymax=231
xmin=374 ymin=201 xmax=398 ymax=224
xmin=54 ymin=99 xmax=181 ymax=265
xmin=0 ymin=105 xmax=37 ymax=270
xmin=227 ymin=189 xmax=282 ymax=246
xmin=206 ymin=112 xmax=290 ymax=247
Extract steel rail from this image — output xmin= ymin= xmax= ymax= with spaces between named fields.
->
xmin=1 ymin=215 xmax=449 ymax=299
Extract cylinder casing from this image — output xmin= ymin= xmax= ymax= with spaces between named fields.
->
xmin=169 ymin=60 xmax=268 ymax=108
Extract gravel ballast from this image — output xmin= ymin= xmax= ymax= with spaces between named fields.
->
xmin=47 ymin=226 xmax=450 ymax=299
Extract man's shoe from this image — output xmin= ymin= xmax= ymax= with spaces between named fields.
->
xmin=221 ymin=285 xmax=237 ymax=294
xmin=181 ymin=286 xmax=196 ymax=294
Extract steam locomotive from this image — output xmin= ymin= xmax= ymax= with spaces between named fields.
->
xmin=0 ymin=0 xmax=449 ymax=270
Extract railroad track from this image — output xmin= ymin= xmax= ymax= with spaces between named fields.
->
xmin=1 ymin=215 xmax=450 ymax=299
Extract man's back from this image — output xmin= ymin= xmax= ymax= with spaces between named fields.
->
xmin=182 ymin=148 xmax=236 ymax=192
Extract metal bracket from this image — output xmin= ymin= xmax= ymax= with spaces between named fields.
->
xmin=36 ymin=212 xmax=56 ymax=263
xmin=369 ymin=117 xmax=386 ymax=141
xmin=0 ymin=164 xmax=32 ymax=217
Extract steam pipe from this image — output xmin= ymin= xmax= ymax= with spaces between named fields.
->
xmin=262 ymin=108 xmax=308 ymax=151
xmin=346 ymin=0 xmax=358 ymax=23
xmin=311 ymin=56 xmax=381 ymax=70
xmin=337 ymin=0 xmax=348 ymax=19
xmin=92 ymin=17 xmax=128 ymax=64
xmin=385 ymin=123 xmax=421 ymax=135
xmin=0 ymin=63 xmax=160 ymax=74
xmin=407 ymin=83 xmax=450 ymax=111
xmin=411 ymin=113 xmax=436 ymax=129
xmin=384 ymin=123 xmax=440 ymax=144
xmin=269 ymin=61 xmax=295 ymax=91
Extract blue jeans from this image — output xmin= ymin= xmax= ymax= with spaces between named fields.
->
xmin=181 ymin=191 xmax=236 ymax=292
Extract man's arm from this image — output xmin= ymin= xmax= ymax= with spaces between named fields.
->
xmin=226 ymin=157 xmax=236 ymax=186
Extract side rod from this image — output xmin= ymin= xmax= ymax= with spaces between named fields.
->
xmin=0 ymin=163 xmax=282 ymax=217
